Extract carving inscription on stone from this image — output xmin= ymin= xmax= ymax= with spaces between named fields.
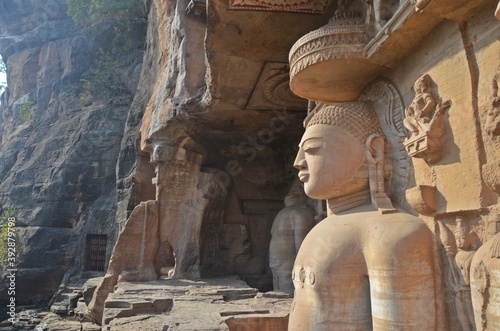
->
xmin=228 ymin=0 xmax=330 ymax=13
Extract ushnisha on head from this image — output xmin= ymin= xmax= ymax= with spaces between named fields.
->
xmin=294 ymin=101 xmax=395 ymax=213
xmin=305 ymin=101 xmax=383 ymax=143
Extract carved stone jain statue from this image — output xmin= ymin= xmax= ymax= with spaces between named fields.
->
xmin=269 ymin=179 xmax=315 ymax=293
xmin=289 ymin=102 xmax=438 ymax=330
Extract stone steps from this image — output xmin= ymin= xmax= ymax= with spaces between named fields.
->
xmin=99 ymin=276 xmax=292 ymax=330
xmin=50 ymin=285 xmax=84 ymax=316
xmin=103 ymin=297 xmax=173 ymax=325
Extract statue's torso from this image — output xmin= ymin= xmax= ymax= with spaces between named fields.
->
xmin=289 ymin=205 xmax=437 ymax=331
xmin=411 ymin=92 xmax=435 ymax=120
xmin=269 ymin=205 xmax=315 ymax=269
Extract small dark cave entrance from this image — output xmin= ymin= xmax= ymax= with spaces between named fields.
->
xmin=83 ymin=234 xmax=107 ymax=272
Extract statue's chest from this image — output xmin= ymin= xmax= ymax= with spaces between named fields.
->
xmin=293 ymin=221 xmax=369 ymax=290
xmin=411 ymin=94 xmax=433 ymax=113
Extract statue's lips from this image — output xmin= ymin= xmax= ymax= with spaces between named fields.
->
xmin=298 ymin=172 xmax=309 ymax=182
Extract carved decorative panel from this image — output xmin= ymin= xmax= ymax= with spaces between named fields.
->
xmin=247 ymin=62 xmax=307 ymax=111
xmin=228 ymin=0 xmax=331 ymax=14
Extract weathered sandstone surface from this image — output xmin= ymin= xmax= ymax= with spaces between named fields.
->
xmin=0 ymin=0 xmax=144 ymax=308
xmin=1 ymin=0 xmax=500 ymax=330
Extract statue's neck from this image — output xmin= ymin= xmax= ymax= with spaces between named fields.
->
xmin=326 ymin=189 xmax=371 ymax=215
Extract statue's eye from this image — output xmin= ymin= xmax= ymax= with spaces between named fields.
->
xmin=303 ymin=141 xmax=322 ymax=154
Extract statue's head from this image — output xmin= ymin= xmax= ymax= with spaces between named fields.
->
xmin=414 ymin=74 xmax=431 ymax=94
xmin=284 ymin=178 xmax=309 ymax=207
xmin=455 ymin=218 xmax=470 ymax=249
xmin=455 ymin=217 xmax=480 ymax=251
xmin=294 ymin=102 xmax=384 ymax=200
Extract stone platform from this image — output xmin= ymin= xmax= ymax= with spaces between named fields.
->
xmin=100 ymin=276 xmax=292 ymax=330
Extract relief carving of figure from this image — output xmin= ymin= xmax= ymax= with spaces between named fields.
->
xmin=269 ymin=179 xmax=315 ymax=293
xmin=438 ymin=217 xmax=478 ymax=331
xmin=403 ymin=74 xmax=437 ymax=135
xmin=471 ymin=214 xmax=500 ymax=330
xmin=403 ymin=74 xmax=451 ymax=163
xmin=289 ymin=102 xmax=438 ymax=330
xmin=485 ymin=66 xmax=500 ymax=135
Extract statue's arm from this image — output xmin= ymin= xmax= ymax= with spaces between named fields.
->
xmin=420 ymin=94 xmax=437 ymax=116
xmin=405 ymin=105 xmax=414 ymax=117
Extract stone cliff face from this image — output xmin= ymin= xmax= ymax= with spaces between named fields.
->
xmin=2 ymin=0 xmax=498 ymax=330
xmin=0 ymin=1 xmax=313 ymax=314
xmin=87 ymin=0 xmax=318 ymax=323
xmin=131 ymin=0 xmax=329 ymax=288
xmin=0 ymin=0 xmax=144 ymax=307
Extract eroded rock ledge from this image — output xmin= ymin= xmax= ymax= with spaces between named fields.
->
xmin=95 ymin=276 xmax=291 ymax=331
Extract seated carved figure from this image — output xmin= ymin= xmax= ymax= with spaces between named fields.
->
xmin=402 ymin=74 xmax=450 ymax=163
xmin=289 ymin=102 xmax=438 ymax=330
xmin=403 ymin=74 xmax=437 ymax=136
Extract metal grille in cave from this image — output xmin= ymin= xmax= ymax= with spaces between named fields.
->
xmin=84 ymin=234 xmax=107 ymax=271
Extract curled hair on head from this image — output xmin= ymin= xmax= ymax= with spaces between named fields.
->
xmin=414 ymin=74 xmax=432 ymax=93
xmin=306 ymin=101 xmax=384 ymax=144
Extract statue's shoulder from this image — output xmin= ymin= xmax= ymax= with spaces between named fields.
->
xmin=378 ymin=210 xmax=429 ymax=227
xmin=278 ymin=204 xmax=315 ymax=218
xmin=378 ymin=211 xmax=434 ymax=246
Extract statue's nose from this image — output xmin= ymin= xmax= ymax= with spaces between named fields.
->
xmin=293 ymin=148 xmax=306 ymax=171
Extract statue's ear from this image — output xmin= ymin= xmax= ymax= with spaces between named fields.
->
xmin=365 ymin=134 xmax=396 ymax=214
xmin=366 ymin=134 xmax=384 ymax=163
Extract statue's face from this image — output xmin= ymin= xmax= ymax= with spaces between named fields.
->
xmin=294 ymin=124 xmax=366 ymax=200
xmin=455 ymin=221 xmax=470 ymax=249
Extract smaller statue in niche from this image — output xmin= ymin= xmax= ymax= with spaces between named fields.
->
xmin=269 ymin=179 xmax=315 ymax=294
xmin=485 ymin=66 xmax=500 ymax=135
xmin=403 ymin=74 xmax=451 ymax=163
xmin=438 ymin=217 xmax=478 ymax=331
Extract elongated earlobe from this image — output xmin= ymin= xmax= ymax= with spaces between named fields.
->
xmin=366 ymin=134 xmax=396 ymax=214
